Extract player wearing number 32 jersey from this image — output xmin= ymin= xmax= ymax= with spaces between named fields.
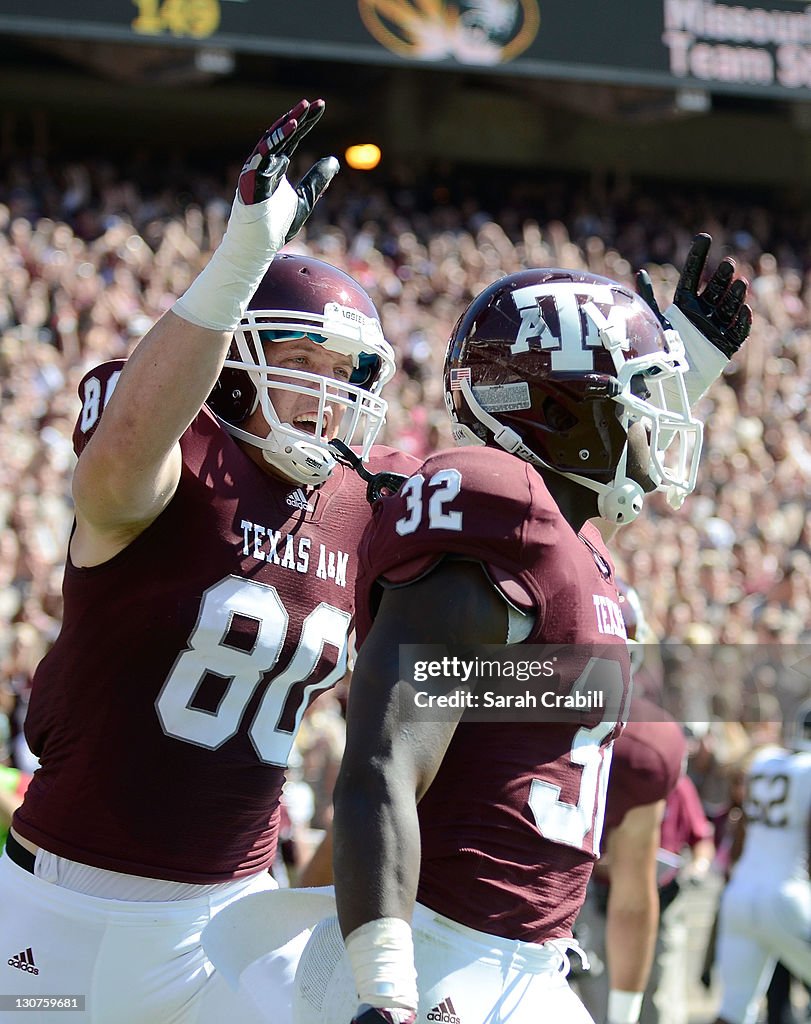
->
xmin=316 ymin=267 xmax=714 ymax=1024
xmin=354 ymin=445 xmax=631 ymax=941
xmin=201 ymin=254 xmax=751 ymax=1024
xmin=0 ymin=100 xmax=417 ymax=1024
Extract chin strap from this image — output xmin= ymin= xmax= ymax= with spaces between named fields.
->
xmin=328 ymin=440 xmax=410 ymax=504
xmin=457 ymin=379 xmax=644 ymax=525
xmin=220 ymin=419 xmax=337 ymax=485
xmin=595 ymin=480 xmax=644 ymax=524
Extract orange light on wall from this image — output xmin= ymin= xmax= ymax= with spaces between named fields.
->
xmin=344 ymin=144 xmax=382 ymax=170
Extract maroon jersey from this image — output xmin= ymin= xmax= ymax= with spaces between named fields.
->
xmin=16 ymin=361 xmax=417 ymax=882
xmin=603 ymin=698 xmax=686 ymax=832
xmin=658 ymin=774 xmax=713 ymax=885
xmin=355 ymin=446 xmax=631 ymax=942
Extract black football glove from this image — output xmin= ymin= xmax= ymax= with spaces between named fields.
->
xmin=237 ymin=98 xmax=339 ymax=243
xmin=351 ymin=1007 xmax=416 ymax=1024
xmin=636 ymin=233 xmax=752 ymax=358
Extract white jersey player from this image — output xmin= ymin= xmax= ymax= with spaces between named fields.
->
xmin=713 ymin=701 xmax=811 ymax=1024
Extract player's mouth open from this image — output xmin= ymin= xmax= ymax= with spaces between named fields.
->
xmin=294 ymin=414 xmax=324 ymax=437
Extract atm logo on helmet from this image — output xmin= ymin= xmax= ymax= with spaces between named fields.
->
xmin=510 ymin=281 xmax=630 ymax=372
xmin=426 ymin=997 xmax=460 ymax=1024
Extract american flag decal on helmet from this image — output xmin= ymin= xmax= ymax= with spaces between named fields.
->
xmin=449 ymin=367 xmax=472 ymax=390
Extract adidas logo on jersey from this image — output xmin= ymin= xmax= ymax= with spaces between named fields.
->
xmin=285 ymin=488 xmax=314 ymax=512
xmin=426 ymin=998 xmax=460 ymax=1024
xmin=7 ymin=947 xmax=39 ymax=975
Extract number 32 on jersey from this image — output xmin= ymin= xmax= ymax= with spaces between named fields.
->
xmin=392 ymin=466 xmax=624 ymax=858
xmin=395 ymin=469 xmax=463 ymax=535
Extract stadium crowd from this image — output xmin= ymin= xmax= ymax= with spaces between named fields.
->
xmin=1 ymin=154 xmax=809 ymax=816
xmin=4 ymin=175 xmax=811 ymax=599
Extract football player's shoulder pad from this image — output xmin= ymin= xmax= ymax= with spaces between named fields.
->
xmin=363 ymin=444 xmax=423 ymax=477
xmin=363 ymin=445 xmax=564 ymax=589
xmin=72 ymin=359 xmax=127 ymax=456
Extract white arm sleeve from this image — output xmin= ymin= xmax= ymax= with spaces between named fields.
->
xmin=172 ymin=179 xmax=298 ymax=331
xmin=663 ymin=303 xmax=730 ymax=410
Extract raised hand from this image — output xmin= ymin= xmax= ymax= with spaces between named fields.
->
xmin=172 ymin=100 xmax=338 ymax=332
xmin=237 ymin=98 xmax=339 ymax=243
xmin=636 ymin=233 xmax=752 ymax=357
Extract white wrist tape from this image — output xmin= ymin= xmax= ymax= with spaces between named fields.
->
xmin=345 ymin=918 xmax=418 ymax=1012
xmin=172 ymin=178 xmax=298 ymax=332
xmin=663 ymin=304 xmax=729 ymax=408
xmin=608 ymin=989 xmax=644 ymax=1024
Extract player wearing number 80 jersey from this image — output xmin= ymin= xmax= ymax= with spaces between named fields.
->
xmin=0 ymin=101 xmax=417 ymax=1024
xmin=17 ymin=356 xmax=411 ymax=879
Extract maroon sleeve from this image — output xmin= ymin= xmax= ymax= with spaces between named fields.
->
xmin=355 ymin=446 xmax=560 ymax=643
xmin=675 ymin=774 xmax=714 ymax=846
xmin=71 ymin=360 xmax=127 ymax=456
xmin=604 ymin=697 xmax=686 ymax=831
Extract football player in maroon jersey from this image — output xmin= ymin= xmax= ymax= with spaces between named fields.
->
xmin=573 ymin=700 xmax=687 ymax=1024
xmin=318 ymin=253 xmax=751 ymax=1024
xmin=573 ymin=581 xmax=688 ymax=1024
xmin=0 ymin=100 xmax=417 ymax=1023
xmin=200 ymin=243 xmax=752 ymax=1024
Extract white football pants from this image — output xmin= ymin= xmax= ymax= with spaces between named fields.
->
xmin=715 ymin=875 xmax=811 ymax=1024
xmin=202 ymin=887 xmax=597 ymax=1024
xmin=0 ymin=847 xmax=276 ymax=1023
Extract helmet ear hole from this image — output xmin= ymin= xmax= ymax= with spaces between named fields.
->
xmin=207 ymin=368 xmax=257 ymax=425
xmin=542 ymin=397 xmax=577 ymax=433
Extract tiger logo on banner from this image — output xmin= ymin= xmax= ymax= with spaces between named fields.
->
xmin=358 ymin=0 xmax=540 ymax=65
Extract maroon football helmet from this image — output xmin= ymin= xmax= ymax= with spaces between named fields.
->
xmin=444 ymin=269 xmax=703 ymax=523
xmin=208 ymin=254 xmax=395 ymax=485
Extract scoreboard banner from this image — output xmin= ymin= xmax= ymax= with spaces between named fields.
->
xmin=2 ymin=0 xmax=811 ymax=99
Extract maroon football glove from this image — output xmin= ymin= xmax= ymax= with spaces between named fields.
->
xmin=237 ymin=98 xmax=339 ymax=242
